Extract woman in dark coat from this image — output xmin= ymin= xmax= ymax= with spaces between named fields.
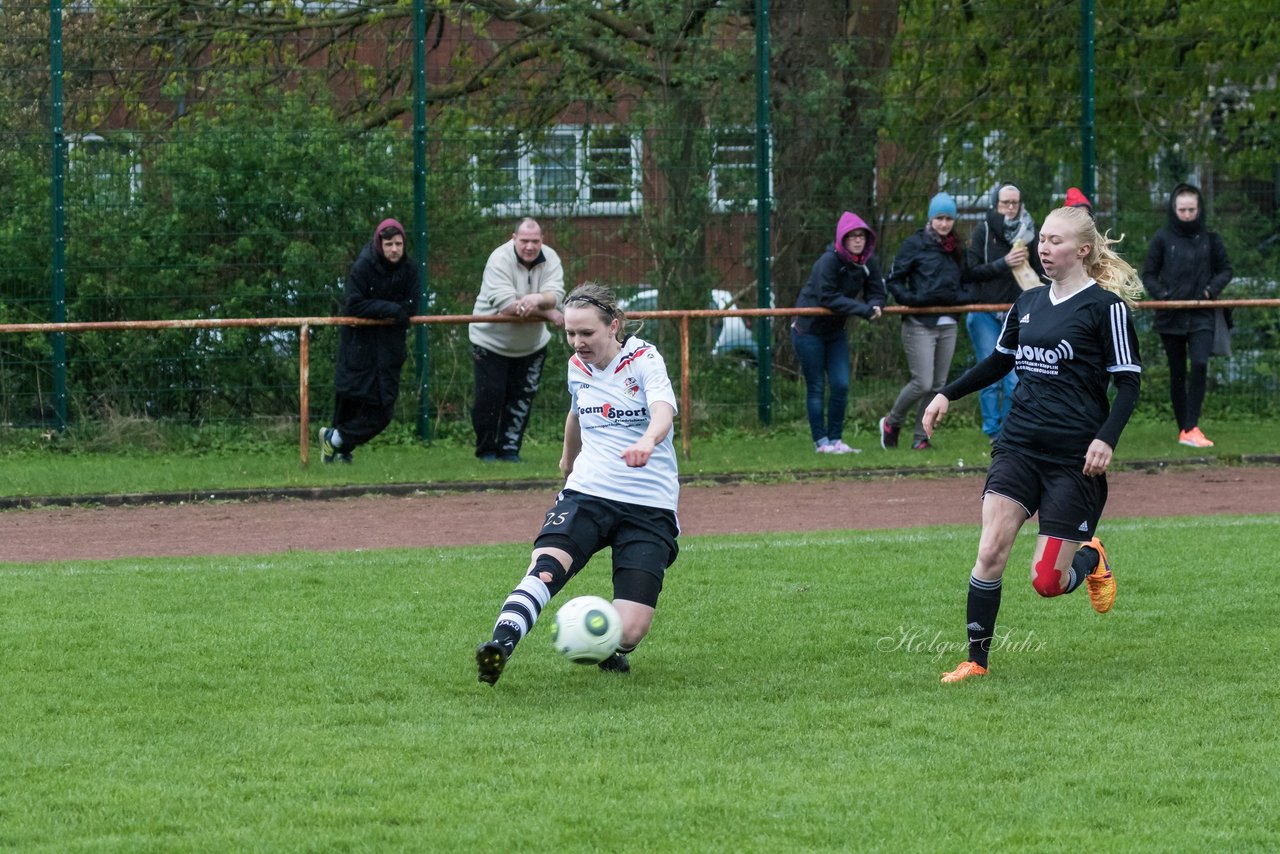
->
xmin=879 ymin=192 xmax=973 ymax=451
xmin=321 ymin=217 xmax=421 ymax=463
xmin=1140 ymin=183 xmax=1232 ymax=448
xmin=791 ymin=211 xmax=886 ymax=453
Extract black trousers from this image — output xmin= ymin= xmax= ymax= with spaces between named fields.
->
xmin=1160 ymin=329 xmax=1213 ymax=431
xmin=471 ymin=344 xmax=547 ymax=458
xmin=332 ymin=393 xmax=397 ymax=452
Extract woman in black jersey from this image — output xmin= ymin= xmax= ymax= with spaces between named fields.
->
xmin=922 ymin=206 xmax=1144 ymax=683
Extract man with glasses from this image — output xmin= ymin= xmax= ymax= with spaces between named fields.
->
xmin=964 ymin=183 xmax=1046 ymax=442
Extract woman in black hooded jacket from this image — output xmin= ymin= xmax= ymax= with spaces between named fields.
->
xmin=1140 ymin=183 xmax=1232 ymax=448
xmin=320 ymin=218 xmax=422 ymax=463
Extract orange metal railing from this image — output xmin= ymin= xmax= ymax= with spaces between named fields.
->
xmin=2 ymin=298 xmax=1275 ymax=464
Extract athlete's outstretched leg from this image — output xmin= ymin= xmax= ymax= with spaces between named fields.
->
xmin=477 ymin=547 xmax=573 ymax=686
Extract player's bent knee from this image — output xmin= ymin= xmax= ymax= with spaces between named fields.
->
xmin=1031 ymin=537 xmax=1067 ymax=598
xmin=526 ymin=552 xmax=572 ymax=596
xmin=1031 ymin=566 xmax=1062 ymax=597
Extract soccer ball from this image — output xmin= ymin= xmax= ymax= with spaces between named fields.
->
xmin=552 ymin=595 xmax=623 ymax=664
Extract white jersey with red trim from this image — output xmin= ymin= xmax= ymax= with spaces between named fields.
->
xmin=564 ymin=336 xmax=679 ymax=511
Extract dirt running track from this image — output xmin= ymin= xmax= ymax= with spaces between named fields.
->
xmin=2 ymin=466 xmax=1276 ymax=564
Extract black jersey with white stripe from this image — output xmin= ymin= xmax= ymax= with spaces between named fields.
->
xmin=994 ymin=282 xmax=1141 ymax=463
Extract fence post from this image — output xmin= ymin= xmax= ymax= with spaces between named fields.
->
xmin=299 ymin=323 xmax=311 ymax=466
xmin=413 ymin=0 xmax=432 ymax=442
xmin=49 ymin=0 xmax=69 ymax=431
xmin=1079 ymin=0 xmax=1096 ymax=201
xmin=755 ymin=0 xmax=773 ymax=426
xmin=680 ymin=316 xmax=691 ymax=460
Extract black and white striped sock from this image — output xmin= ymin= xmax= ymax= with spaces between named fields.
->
xmin=492 ymin=575 xmax=551 ymax=653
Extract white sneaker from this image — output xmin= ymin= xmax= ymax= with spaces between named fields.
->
xmin=828 ymin=439 xmax=861 ymax=454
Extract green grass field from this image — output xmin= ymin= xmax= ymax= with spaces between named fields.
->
xmin=2 ymin=416 xmax=1277 ymax=500
xmin=3 ymin=516 xmax=1277 ymax=850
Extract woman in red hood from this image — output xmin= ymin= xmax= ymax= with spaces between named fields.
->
xmin=791 ymin=211 xmax=886 ymax=454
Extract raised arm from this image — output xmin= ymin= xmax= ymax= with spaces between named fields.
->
xmin=620 ymin=401 xmax=675 ymax=468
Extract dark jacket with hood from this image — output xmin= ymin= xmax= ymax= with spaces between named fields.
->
xmin=793 ymin=212 xmax=887 ymax=337
xmin=886 ymin=225 xmax=973 ymax=327
xmin=1141 ymin=183 xmax=1233 ymax=336
xmin=334 ymin=218 xmax=422 ymax=405
xmin=966 ymin=190 xmax=1046 ymax=304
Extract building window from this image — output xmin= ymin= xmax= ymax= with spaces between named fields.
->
xmin=938 ymin=130 xmax=1003 ymax=215
xmin=473 ymin=125 xmax=641 ymax=216
xmin=475 ymin=132 xmax=523 ymax=210
xmin=584 ymin=128 xmax=635 ymax=205
xmin=710 ymin=127 xmax=766 ymax=212
xmin=68 ymin=133 xmax=141 ymax=210
xmin=532 ymin=129 xmax=579 ymax=207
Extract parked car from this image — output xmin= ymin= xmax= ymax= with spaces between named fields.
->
xmin=618 ymin=287 xmax=764 ymax=360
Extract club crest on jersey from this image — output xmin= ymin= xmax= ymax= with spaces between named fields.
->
xmin=1016 ymin=339 xmax=1075 ymax=376
xmin=622 ymin=377 xmax=640 ymax=398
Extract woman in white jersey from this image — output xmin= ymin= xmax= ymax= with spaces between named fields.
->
xmin=922 ymin=206 xmax=1144 ymax=683
xmin=476 ymin=282 xmax=680 ymax=686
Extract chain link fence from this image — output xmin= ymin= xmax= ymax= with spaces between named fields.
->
xmin=2 ymin=0 xmax=1277 ymax=448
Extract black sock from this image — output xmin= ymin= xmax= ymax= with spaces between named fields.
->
xmin=966 ymin=575 xmax=1002 ymax=668
xmin=492 ymin=623 xmax=520 ymax=655
xmin=1063 ymin=545 xmax=1100 ymax=594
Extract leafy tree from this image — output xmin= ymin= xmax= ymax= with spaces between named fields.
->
xmin=769 ymin=0 xmax=899 ymax=303
xmin=6 ymin=0 xmax=1278 ymax=429
xmin=882 ymin=0 xmax=1279 ymax=236
xmin=55 ymin=82 xmax=411 ymax=420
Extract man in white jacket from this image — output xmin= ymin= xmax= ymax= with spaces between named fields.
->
xmin=469 ymin=218 xmax=566 ymax=462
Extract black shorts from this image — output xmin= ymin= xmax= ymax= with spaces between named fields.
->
xmin=983 ymin=447 xmax=1108 ymax=541
xmin=534 ymin=489 xmax=680 ymax=607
